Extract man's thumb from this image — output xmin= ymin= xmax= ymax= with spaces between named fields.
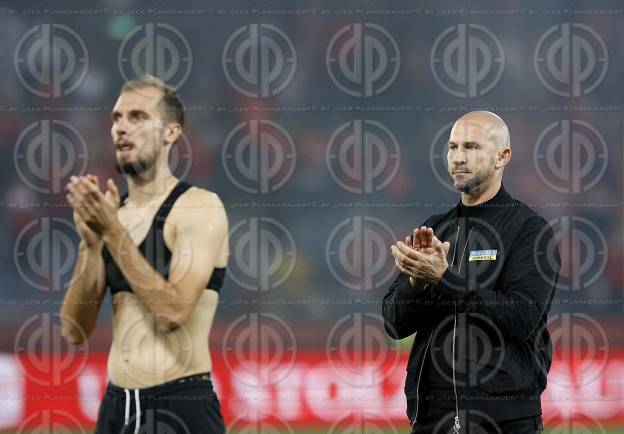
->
xmin=442 ymin=241 xmax=450 ymax=254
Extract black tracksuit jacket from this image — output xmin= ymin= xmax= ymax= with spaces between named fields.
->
xmin=382 ymin=186 xmax=560 ymax=429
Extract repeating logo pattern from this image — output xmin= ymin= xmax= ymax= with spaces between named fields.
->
xmin=223 ymin=312 xmax=297 ymax=387
xmin=228 ymin=217 xmax=297 ymax=292
xmin=222 ymin=120 xmax=297 ymax=194
xmin=431 ymin=24 xmax=505 ymax=98
xmin=534 ymin=120 xmax=608 ymax=194
xmin=326 ymin=313 xmax=401 ymax=387
xmin=223 ymin=24 xmax=297 ymax=98
xmin=327 ymin=120 xmax=401 ymax=194
xmin=537 ymin=216 xmax=608 ymax=292
xmin=14 ymin=217 xmax=79 ymax=292
xmin=118 ymin=23 xmax=193 ymax=91
xmin=15 ymin=24 xmax=89 ymax=98
xmin=326 ymin=216 xmax=396 ymax=291
xmin=14 ymin=120 xmax=88 ymax=195
xmin=534 ymin=23 xmax=608 ymax=97
xmin=14 ymin=313 xmax=89 ymax=387
xmin=327 ymin=23 xmax=400 ymax=97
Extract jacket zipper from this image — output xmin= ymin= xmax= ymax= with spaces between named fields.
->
xmin=451 ymin=226 xmax=472 ymax=433
xmin=411 ymin=225 xmax=464 ymax=428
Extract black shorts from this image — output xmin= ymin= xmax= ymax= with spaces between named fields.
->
xmin=95 ymin=372 xmax=225 ymax=434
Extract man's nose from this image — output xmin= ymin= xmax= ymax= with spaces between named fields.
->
xmin=113 ymin=118 xmax=128 ymax=137
xmin=452 ymin=149 xmax=467 ymax=165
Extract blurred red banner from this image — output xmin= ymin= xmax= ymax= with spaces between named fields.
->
xmin=1 ymin=351 xmax=622 ymax=431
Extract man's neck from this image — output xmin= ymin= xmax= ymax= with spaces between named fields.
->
xmin=125 ymin=164 xmax=178 ymax=207
xmin=461 ymin=180 xmax=502 ymax=206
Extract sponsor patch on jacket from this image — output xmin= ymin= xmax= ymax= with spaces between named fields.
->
xmin=468 ymin=249 xmax=497 ymax=261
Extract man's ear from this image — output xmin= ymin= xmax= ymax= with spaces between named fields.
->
xmin=496 ymin=147 xmax=511 ymax=169
xmin=164 ymin=123 xmax=182 ymax=145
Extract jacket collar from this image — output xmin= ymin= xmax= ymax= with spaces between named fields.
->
xmin=456 ymin=184 xmax=514 ymax=218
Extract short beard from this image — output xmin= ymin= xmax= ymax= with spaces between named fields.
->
xmin=448 ymin=159 xmax=496 ymax=194
xmin=115 ymin=156 xmax=154 ymax=177
xmin=456 ymin=171 xmax=489 ymax=193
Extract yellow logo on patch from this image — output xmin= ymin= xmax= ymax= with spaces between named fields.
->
xmin=468 ymin=249 xmax=497 ymax=261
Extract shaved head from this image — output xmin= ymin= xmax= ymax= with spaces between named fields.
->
xmin=447 ymin=111 xmax=512 ymax=203
xmin=453 ymin=111 xmax=510 ymax=150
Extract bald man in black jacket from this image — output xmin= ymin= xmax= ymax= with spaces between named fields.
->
xmin=384 ymin=112 xmax=560 ymax=434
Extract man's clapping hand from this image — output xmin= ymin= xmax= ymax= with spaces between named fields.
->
xmin=390 ymin=226 xmax=450 ymax=287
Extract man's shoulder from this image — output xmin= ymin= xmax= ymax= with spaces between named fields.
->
xmin=177 ymin=185 xmax=224 ymax=208
xmin=504 ymin=196 xmax=555 ymax=243
xmin=509 ymin=196 xmax=550 ymax=228
xmin=171 ymin=185 xmax=227 ymax=226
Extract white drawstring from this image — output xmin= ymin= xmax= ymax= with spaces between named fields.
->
xmin=123 ymin=388 xmax=141 ymax=432
xmin=134 ymin=389 xmax=141 ymax=434
xmin=123 ymin=388 xmax=130 ymax=426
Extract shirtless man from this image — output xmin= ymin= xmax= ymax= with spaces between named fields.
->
xmin=61 ymin=75 xmax=228 ymax=433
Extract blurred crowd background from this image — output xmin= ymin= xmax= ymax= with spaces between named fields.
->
xmin=0 ymin=0 xmax=622 ymax=354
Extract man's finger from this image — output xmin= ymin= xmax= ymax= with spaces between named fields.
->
xmin=419 ymin=226 xmax=429 ymax=249
xmin=427 ymin=227 xmax=434 ymax=249
xmin=395 ymin=241 xmax=424 ymax=261
xmin=86 ymin=174 xmax=100 ymax=188
xmin=72 ymin=177 xmax=93 ymax=200
xmin=107 ymin=178 xmax=121 ymax=205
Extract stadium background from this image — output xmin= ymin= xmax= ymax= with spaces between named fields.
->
xmin=0 ymin=0 xmax=622 ymax=432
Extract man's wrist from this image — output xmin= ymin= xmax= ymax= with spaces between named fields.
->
xmin=79 ymin=239 xmax=103 ymax=254
xmin=102 ymin=220 xmax=124 ymax=246
xmin=408 ymin=276 xmax=431 ymax=292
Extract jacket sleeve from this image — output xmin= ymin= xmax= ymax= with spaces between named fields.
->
xmin=435 ymin=215 xmax=560 ymax=341
xmin=381 ymin=216 xmax=441 ymax=340
xmin=382 ymin=272 xmax=439 ymax=339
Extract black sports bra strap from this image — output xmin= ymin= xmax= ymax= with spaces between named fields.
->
xmin=153 ymin=181 xmax=193 ymax=232
xmin=118 ymin=181 xmax=191 ymax=211
xmin=119 ymin=192 xmax=129 ymax=207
